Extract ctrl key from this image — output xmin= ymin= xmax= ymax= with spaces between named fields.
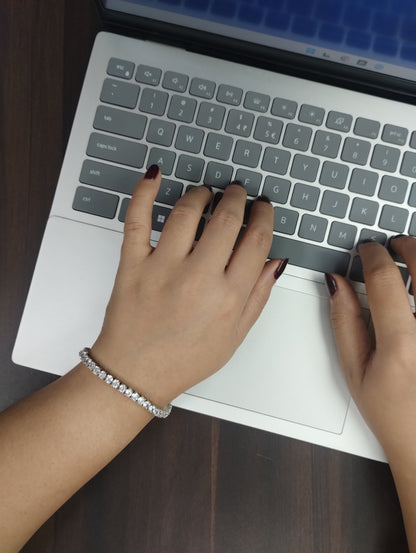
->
xmin=72 ymin=186 xmax=119 ymax=219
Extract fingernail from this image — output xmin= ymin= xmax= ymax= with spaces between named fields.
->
xmin=390 ymin=234 xmax=407 ymax=241
xmin=145 ymin=164 xmax=159 ymax=179
xmin=357 ymin=238 xmax=376 ymax=252
xmin=274 ymin=258 xmax=289 ymax=280
xmin=325 ymin=273 xmax=337 ymax=297
xmin=228 ymin=180 xmax=245 ymax=188
xmin=203 ymin=184 xmax=213 ymax=192
xmin=256 ymin=195 xmax=271 ymax=204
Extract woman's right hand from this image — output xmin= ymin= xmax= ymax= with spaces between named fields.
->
xmin=326 ymin=236 xmax=416 ymax=463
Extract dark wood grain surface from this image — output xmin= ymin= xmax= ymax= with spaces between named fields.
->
xmin=0 ymin=1 xmax=410 ymax=551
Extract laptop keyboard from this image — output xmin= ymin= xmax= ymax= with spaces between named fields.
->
xmin=73 ymin=56 xmax=416 ymax=291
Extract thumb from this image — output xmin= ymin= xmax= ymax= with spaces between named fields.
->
xmin=325 ymin=273 xmax=372 ymax=395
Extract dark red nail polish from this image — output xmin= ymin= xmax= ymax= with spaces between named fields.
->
xmin=325 ymin=273 xmax=337 ymax=297
xmin=145 ymin=164 xmax=159 ymax=179
xmin=274 ymin=258 xmax=289 ymax=280
xmin=256 ymin=195 xmax=271 ymax=203
xmin=229 ymin=180 xmax=245 ymax=188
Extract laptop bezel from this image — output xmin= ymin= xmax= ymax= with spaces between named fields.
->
xmin=94 ymin=0 xmax=416 ymax=104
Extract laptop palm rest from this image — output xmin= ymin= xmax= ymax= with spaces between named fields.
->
xmin=14 ymin=216 xmax=350 ymax=435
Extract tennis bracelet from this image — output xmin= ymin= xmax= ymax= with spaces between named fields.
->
xmin=79 ymin=348 xmax=172 ymax=419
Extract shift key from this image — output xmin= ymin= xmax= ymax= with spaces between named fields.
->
xmin=269 ymin=235 xmax=350 ymax=276
xmin=87 ymin=132 xmax=147 ymax=168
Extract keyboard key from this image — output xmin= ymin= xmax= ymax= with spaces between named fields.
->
xmin=217 ymin=84 xmax=243 ymax=106
xmin=196 ymin=102 xmax=226 ymax=130
xmin=349 ymin=197 xmax=379 ymax=225
xmin=254 ymin=117 xmax=283 ymax=144
xmin=118 ymin=197 xmax=130 ymax=223
xmin=107 ymin=58 xmax=135 ymax=80
xmin=87 ymin=132 xmax=147 ymax=168
xmin=146 ymin=119 xmax=176 ymax=146
xmin=400 ymin=151 xmax=416 ymax=178
xmin=408 ymin=182 xmax=416 ymax=207
xmin=290 ymin=183 xmax=319 ymax=211
xmin=100 ymin=78 xmax=140 ymax=109
xmin=167 ymin=96 xmax=197 ymax=123
xmin=273 ymin=207 xmax=298 ymax=234
xmin=73 ymin=186 xmax=118 ymax=219
xmin=379 ymin=205 xmax=409 ymax=233
xmin=139 ymin=88 xmax=169 ymax=116
xmin=189 ymin=77 xmax=216 ymax=99
xmin=80 ymin=160 xmax=141 ymax=195
xmin=204 ymin=133 xmax=233 ymax=161
xmin=233 ymin=140 xmax=262 ymax=168
xmin=262 ymin=147 xmax=291 ymax=175
xmin=326 ymin=111 xmax=352 ymax=133
xmin=271 ymin=97 xmax=297 ymax=119
xmin=263 ymin=177 xmax=291 ymax=204
xmin=93 ymin=105 xmax=147 ymax=139
xmin=162 ymin=71 xmax=189 ymax=92
xmin=204 ymin=162 xmax=233 ymax=188
xmin=320 ymin=190 xmax=349 ymax=218
xmin=354 ymin=117 xmax=380 ymax=139
xmin=410 ymin=132 xmax=416 ymax=149
xmin=269 ymin=235 xmax=350 ymax=275
xmin=348 ymin=168 xmax=378 ymax=196
xmin=152 ymin=205 xmax=172 ymax=232
xmin=409 ymin=213 xmax=416 ymax=236
xmin=225 ymin=109 xmax=255 ymax=137
xmin=299 ymin=214 xmax=327 ymax=242
xmin=320 ymin=161 xmax=349 ymax=189
xmin=135 ymin=65 xmax=162 ymax=86
xmin=176 ymin=155 xmax=205 ymax=182
xmin=290 ymin=154 xmax=319 ymax=182
xmin=378 ymin=176 xmax=408 ymax=204
xmin=234 ymin=169 xmax=262 ymax=196
xmin=341 ymin=138 xmax=371 ymax=166
xmin=371 ymin=145 xmax=400 ymax=173
xmin=298 ymin=104 xmax=325 ymax=126
xmin=328 ymin=222 xmax=357 ymax=250
xmin=282 ymin=124 xmax=312 ymax=151
xmin=382 ymin=124 xmax=408 ymax=146
xmin=244 ymin=91 xmax=270 ymax=113
xmin=156 ymin=179 xmax=184 ymax=206
xmin=175 ymin=126 xmax=205 ymax=154
xmin=358 ymin=228 xmax=387 ymax=246
xmin=350 ymin=256 xmax=364 ymax=282
xmin=147 ymin=148 xmax=176 ymax=175
xmin=311 ymin=131 xmax=341 ymax=159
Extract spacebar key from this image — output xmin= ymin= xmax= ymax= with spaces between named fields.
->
xmin=269 ymin=235 xmax=350 ymax=276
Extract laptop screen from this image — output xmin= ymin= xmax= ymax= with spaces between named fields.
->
xmin=104 ymin=0 xmax=416 ymax=84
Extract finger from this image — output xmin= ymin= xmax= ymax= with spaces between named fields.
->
xmin=325 ymin=273 xmax=372 ymax=394
xmin=226 ymin=197 xmax=274 ymax=297
xmin=192 ymin=183 xmax=247 ymax=269
xmin=237 ymin=259 xmax=285 ymax=341
xmin=154 ymin=185 xmax=212 ymax=259
xmin=122 ymin=165 xmax=161 ymax=259
xmin=390 ymin=235 xmax=416 ymax=290
xmin=359 ymin=241 xmax=414 ymax=342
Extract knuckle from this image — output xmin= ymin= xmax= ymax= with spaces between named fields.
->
xmin=170 ymin=202 xmax=198 ymax=222
xmin=245 ymin=225 xmax=272 ymax=251
xmin=214 ymin=207 xmax=242 ymax=231
xmin=123 ymin=219 xmax=149 ymax=236
xmin=365 ymin=263 xmax=400 ymax=286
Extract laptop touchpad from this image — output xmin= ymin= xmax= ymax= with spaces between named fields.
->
xmin=187 ymin=284 xmax=351 ymax=434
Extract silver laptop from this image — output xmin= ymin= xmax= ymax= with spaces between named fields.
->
xmin=13 ymin=0 xmax=416 ymax=461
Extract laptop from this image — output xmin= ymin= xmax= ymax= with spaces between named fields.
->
xmin=13 ymin=0 xmax=416 ymax=462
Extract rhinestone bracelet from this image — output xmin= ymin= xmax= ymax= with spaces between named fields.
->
xmin=79 ymin=347 xmax=172 ymax=419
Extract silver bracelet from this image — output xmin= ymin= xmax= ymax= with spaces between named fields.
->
xmin=79 ymin=347 xmax=172 ymax=419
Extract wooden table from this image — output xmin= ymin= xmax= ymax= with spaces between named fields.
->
xmin=1 ymin=2 xmax=409 ymax=551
